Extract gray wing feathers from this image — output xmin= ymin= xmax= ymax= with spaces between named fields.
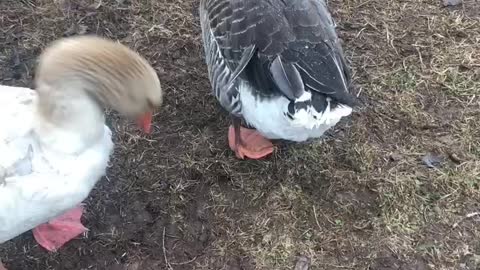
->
xmin=201 ymin=0 xmax=263 ymax=115
xmin=201 ymin=0 xmax=356 ymax=108
xmin=201 ymin=0 xmax=246 ymax=115
xmin=270 ymin=56 xmax=305 ymax=100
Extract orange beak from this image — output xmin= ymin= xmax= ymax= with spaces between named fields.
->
xmin=136 ymin=112 xmax=153 ymax=134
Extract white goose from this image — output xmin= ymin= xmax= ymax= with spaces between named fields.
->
xmin=200 ymin=0 xmax=356 ymax=159
xmin=0 ymin=35 xmax=162 ymax=261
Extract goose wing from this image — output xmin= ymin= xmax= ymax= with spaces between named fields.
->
xmin=200 ymin=0 xmax=355 ymax=113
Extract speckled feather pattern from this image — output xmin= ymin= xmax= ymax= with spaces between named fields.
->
xmin=200 ymin=0 xmax=356 ymax=141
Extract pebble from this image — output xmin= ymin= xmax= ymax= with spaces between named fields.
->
xmin=443 ymin=0 xmax=462 ymax=6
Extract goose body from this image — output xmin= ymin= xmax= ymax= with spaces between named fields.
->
xmin=200 ymin=0 xmax=356 ymax=158
xmin=0 ymin=85 xmax=113 ymax=244
xmin=0 ymin=36 xmax=162 ymax=253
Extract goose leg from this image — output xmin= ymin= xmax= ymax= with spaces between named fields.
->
xmin=0 ymin=260 xmax=6 ymax=270
xmin=228 ymin=116 xmax=274 ymax=159
xmin=32 ymin=205 xmax=87 ymax=252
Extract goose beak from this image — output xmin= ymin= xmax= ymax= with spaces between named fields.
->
xmin=136 ymin=112 xmax=153 ymax=134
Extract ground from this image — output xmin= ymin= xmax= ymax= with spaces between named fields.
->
xmin=0 ymin=0 xmax=479 ymax=269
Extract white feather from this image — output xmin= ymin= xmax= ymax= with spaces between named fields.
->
xmin=0 ymin=85 xmax=113 ymax=243
xmin=239 ymin=82 xmax=352 ymax=142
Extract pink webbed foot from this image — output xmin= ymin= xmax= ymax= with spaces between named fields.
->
xmin=228 ymin=125 xmax=274 ymax=159
xmin=32 ymin=205 xmax=87 ymax=252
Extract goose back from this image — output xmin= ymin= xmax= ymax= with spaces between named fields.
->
xmin=200 ymin=0 xmax=355 ymax=117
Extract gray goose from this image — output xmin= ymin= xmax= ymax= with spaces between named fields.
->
xmin=200 ymin=0 xmax=356 ymax=159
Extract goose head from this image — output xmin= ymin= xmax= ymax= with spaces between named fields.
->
xmin=34 ymin=35 xmax=163 ymax=135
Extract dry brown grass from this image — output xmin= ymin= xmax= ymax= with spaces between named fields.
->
xmin=0 ymin=0 xmax=479 ymax=269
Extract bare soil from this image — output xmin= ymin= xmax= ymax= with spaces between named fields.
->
xmin=0 ymin=0 xmax=479 ymax=269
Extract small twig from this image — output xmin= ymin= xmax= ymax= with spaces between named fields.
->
xmin=314 ymin=206 xmax=336 ymax=226
xmin=452 ymin=212 xmax=480 ymax=228
xmin=162 ymin=227 xmax=173 ymax=270
xmin=170 ymin=256 xmax=198 ymax=266
xmin=416 ymin=47 xmax=425 ymax=71
xmin=312 ymin=206 xmax=322 ymax=230
xmin=94 ymin=0 xmax=103 ymax=9
xmin=319 ymin=263 xmax=355 ymax=269
xmin=354 ymin=0 xmax=374 ymax=9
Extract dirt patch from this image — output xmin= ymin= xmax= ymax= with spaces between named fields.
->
xmin=370 ymin=255 xmax=429 ymax=270
xmin=1 ymin=0 xmax=479 ymax=269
